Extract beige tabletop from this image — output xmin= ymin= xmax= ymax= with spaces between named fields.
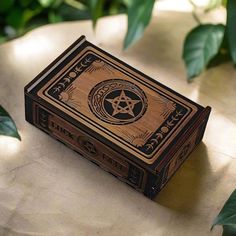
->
xmin=0 ymin=4 xmax=236 ymax=236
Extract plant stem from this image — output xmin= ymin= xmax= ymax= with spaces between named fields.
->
xmin=189 ymin=0 xmax=202 ymax=24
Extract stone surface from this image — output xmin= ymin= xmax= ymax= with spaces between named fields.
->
xmin=0 ymin=7 xmax=235 ymax=236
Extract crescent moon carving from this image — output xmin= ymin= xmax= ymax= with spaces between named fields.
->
xmin=146 ymin=144 xmax=153 ymax=151
xmin=171 ymin=115 xmax=179 ymax=121
xmin=151 ymin=139 xmax=158 ymax=145
xmin=58 ymin=83 xmax=65 ymax=88
xmin=85 ymin=57 xmax=92 ymax=63
xmin=81 ymin=62 xmax=88 ymax=67
xmin=167 ymin=120 xmax=175 ymax=126
xmin=155 ymin=133 xmax=163 ymax=139
xmin=75 ymin=66 xmax=83 ymax=72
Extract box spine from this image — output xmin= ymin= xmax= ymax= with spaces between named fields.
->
xmin=145 ymin=106 xmax=211 ymax=199
xmin=25 ymin=94 xmax=148 ymax=193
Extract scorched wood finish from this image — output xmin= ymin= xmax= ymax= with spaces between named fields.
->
xmin=25 ymin=36 xmax=211 ymax=199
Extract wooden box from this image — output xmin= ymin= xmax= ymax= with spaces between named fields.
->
xmin=24 ymin=36 xmax=211 ymax=199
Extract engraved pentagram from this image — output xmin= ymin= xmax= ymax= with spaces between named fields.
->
xmin=105 ymin=90 xmax=141 ymax=117
xmin=79 ymin=137 xmax=98 ymax=156
xmin=88 ymin=79 xmax=148 ymax=125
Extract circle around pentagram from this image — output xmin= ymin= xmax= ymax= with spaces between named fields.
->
xmin=88 ymin=79 xmax=148 ymax=125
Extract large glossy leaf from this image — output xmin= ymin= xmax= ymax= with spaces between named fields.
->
xmin=123 ymin=0 xmax=155 ymax=49
xmin=88 ymin=0 xmax=105 ymax=28
xmin=207 ymin=31 xmax=231 ymax=69
xmin=0 ymin=105 xmax=21 ymax=140
xmin=226 ymin=0 xmax=236 ymax=65
xmin=212 ymin=189 xmax=236 ymax=236
xmin=182 ymin=24 xmax=225 ymax=80
xmin=223 ymin=225 xmax=236 ymax=236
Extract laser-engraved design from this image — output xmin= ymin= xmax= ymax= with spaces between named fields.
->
xmin=105 ymin=90 xmax=141 ymax=117
xmin=154 ymin=96 xmax=176 ymax=119
xmin=58 ymin=84 xmax=81 ymax=108
xmin=38 ymin=48 xmax=195 ymax=162
xmin=88 ymin=79 xmax=148 ymax=125
xmin=85 ymin=59 xmax=113 ymax=74
xmin=79 ymin=137 xmax=98 ymax=156
xmin=145 ymin=109 xmax=184 ymax=152
xmin=126 ymin=130 xmax=153 ymax=148
xmin=52 ymin=56 xmax=92 ymax=94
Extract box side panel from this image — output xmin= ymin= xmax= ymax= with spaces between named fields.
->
xmin=143 ymin=172 xmax=162 ymax=199
xmin=144 ymin=107 xmax=211 ymax=198
xmin=25 ymin=93 xmax=34 ymax=124
xmin=25 ymin=94 xmax=149 ymax=193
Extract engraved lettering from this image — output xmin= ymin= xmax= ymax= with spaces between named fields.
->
xmin=35 ymin=105 xmax=142 ymax=187
xmin=50 ymin=120 xmax=74 ymax=140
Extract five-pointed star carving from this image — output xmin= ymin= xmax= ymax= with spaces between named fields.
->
xmin=105 ymin=90 xmax=141 ymax=117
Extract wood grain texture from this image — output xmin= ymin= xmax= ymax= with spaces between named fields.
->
xmin=35 ymin=41 xmax=203 ymax=165
xmin=25 ymin=36 xmax=210 ymax=199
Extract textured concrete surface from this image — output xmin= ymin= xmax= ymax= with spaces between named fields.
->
xmin=0 ymin=7 xmax=235 ymax=236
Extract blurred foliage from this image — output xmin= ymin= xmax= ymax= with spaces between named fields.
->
xmin=0 ymin=0 xmax=235 ymax=81
xmin=183 ymin=0 xmax=236 ymax=81
xmin=0 ymin=105 xmax=21 ymax=140
xmin=0 ymin=0 xmax=128 ymax=43
xmin=0 ymin=0 xmax=156 ymax=49
xmin=212 ymin=189 xmax=236 ymax=236
xmin=123 ymin=0 xmax=155 ymax=49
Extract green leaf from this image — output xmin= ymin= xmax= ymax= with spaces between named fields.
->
xmin=223 ymin=225 xmax=236 ymax=236
xmin=0 ymin=105 xmax=21 ymax=140
xmin=48 ymin=10 xmax=63 ymax=23
xmin=212 ymin=189 xmax=236 ymax=235
xmin=122 ymin=0 xmax=132 ymax=7
xmin=20 ymin=0 xmax=34 ymax=7
xmin=0 ymin=0 xmax=14 ymax=13
xmin=38 ymin=0 xmax=55 ymax=8
xmin=64 ymin=0 xmax=87 ymax=11
xmin=88 ymin=0 xmax=105 ymax=28
xmin=23 ymin=8 xmax=42 ymax=24
xmin=123 ymin=0 xmax=155 ymax=49
xmin=51 ymin=0 xmax=64 ymax=8
xmin=6 ymin=8 xmax=25 ymax=29
xmin=58 ymin=3 xmax=90 ymax=21
xmin=207 ymin=31 xmax=231 ymax=68
xmin=109 ymin=0 xmax=122 ymax=15
xmin=182 ymin=24 xmax=225 ymax=80
xmin=226 ymin=0 xmax=236 ymax=65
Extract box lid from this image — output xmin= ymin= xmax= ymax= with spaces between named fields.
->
xmin=25 ymin=36 xmax=204 ymax=172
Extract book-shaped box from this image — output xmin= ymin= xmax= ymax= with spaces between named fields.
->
xmin=24 ymin=36 xmax=211 ymax=199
